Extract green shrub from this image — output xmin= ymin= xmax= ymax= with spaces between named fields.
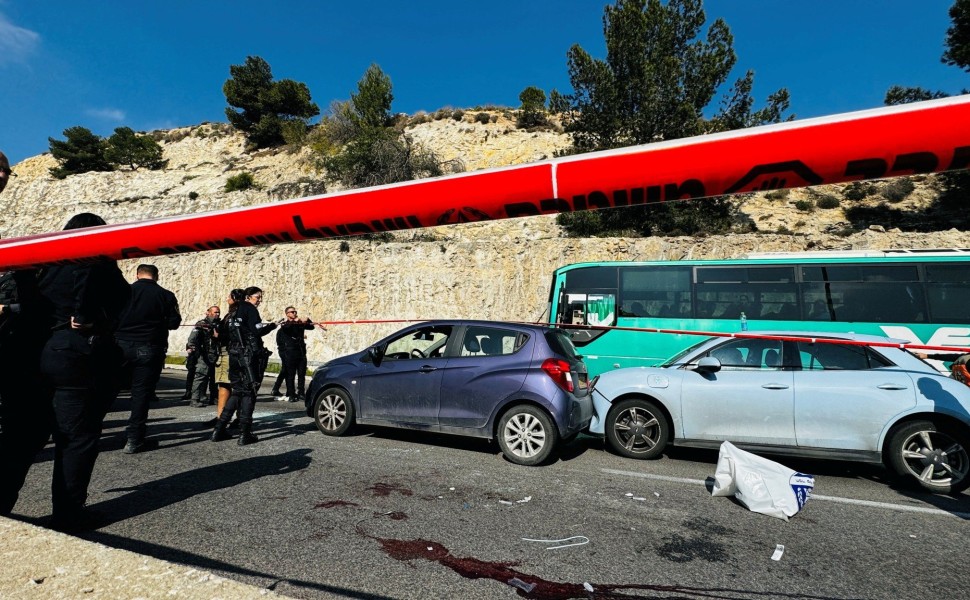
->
xmin=794 ymin=199 xmax=814 ymax=212
xmin=474 ymin=112 xmax=490 ymax=124
xmin=339 ymin=241 xmax=350 ymax=252
xmin=816 ymin=195 xmax=840 ymax=209
xmin=883 ymin=178 xmax=915 ymax=203
xmin=224 ymin=172 xmax=257 ymax=192
xmin=776 ymin=226 xmax=793 ymax=234
xmin=765 ymin=189 xmax=789 ymax=201
xmin=451 ymin=109 xmax=465 ymax=121
xmin=842 ymin=181 xmax=876 ymax=201
xmin=188 ymin=191 xmax=199 ymax=200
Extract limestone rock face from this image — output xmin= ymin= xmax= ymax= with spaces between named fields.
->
xmin=4 ymin=117 xmax=969 ymax=365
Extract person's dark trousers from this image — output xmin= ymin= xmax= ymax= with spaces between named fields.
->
xmin=37 ymin=330 xmax=120 ymax=523
xmin=183 ymin=351 xmax=198 ymax=399
xmin=279 ymin=346 xmax=307 ymax=398
xmin=118 ymin=340 xmax=166 ymax=445
xmin=50 ymin=385 xmax=108 ymax=522
xmin=0 ymin=380 xmax=53 ymax=515
xmin=190 ymin=360 xmax=215 ymax=404
xmin=291 ymin=348 xmax=308 ymax=398
xmin=222 ymin=360 xmax=255 ymax=425
xmin=271 ymin=369 xmax=288 ymax=397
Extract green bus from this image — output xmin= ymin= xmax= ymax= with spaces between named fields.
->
xmin=548 ymin=249 xmax=970 ymax=377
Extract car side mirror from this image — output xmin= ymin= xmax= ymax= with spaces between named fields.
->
xmin=694 ymin=356 xmax=722 ymax=373
xmin=367 ymin=346 xmax=384 ymax=367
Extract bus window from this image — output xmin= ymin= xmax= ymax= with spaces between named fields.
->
xmin=695 ymin=285 xmax=797 ymax=320
xmin=620 ymin=266 xmax=691 ymax=318
xmin=924 ymin=264 xmax=970 ymax=324
xmin=801 ymin=282 xmax=926 ymax=323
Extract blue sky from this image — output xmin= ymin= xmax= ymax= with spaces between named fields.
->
xmin=1 ymin=1 xmax=966 ymax=165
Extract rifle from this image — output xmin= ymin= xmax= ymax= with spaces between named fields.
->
xmin=229 ymin=318 xmax=260 ymax=394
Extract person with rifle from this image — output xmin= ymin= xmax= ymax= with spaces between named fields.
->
xmin=210 ymin=286 xmax=276 ymax=445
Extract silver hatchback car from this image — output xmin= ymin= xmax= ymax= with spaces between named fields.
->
xmin=590 ymin=332 xmax=970 ymax=494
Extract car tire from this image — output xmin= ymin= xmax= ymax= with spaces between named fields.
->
xmin=886 ymin=420 xmax=970 ymax=494
xmin=605 ymin=398 xmax=669 ymax=459
xmin=497 ymin=405 xmax=559 ymax=466
xmin=314 ymin=388 xmax=355 ymax=436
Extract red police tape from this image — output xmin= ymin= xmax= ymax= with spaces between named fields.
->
xmin=181 ymin=318 xmax=970 ymax=355
xmin=1 ymin=96 xmax=969 ymax=270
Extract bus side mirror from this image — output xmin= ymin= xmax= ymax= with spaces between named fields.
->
xmin=693 ymin=356 xmax=721 ymax=373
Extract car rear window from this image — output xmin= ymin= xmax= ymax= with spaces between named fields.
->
xmin=545 ymin=330 xmax=581 ymax=359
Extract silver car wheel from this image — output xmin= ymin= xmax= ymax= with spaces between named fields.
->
xmin=314 ymin=389 xmax=354 ymax=436
xmin=612 ymin=406 xmax=661 ymax=454
xmin=318 ymin=393 xmax=346 ymax=430
xmin=605 ymin=398 xmax=670 ymax=460
xmin=897 ymin=429 xmax=969 ymax=489
xmin=503 ymin=412 xmax=547 ymax=459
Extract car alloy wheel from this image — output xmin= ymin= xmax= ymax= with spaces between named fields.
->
xmin=887 ymin=420 xmax=970 ymax=494
xmin=314 ymin=388 xmax=354 ymax=436
xmin=498 ymin=405 xmax=558 ymax=466
xmin=605 ymin=398 xmax=669 ymax=459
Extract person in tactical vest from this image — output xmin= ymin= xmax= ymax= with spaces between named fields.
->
xmin=210 ymin=286 xmax=276 ymax=445
xmin=187 ymin=305 xmax=221 ymax=407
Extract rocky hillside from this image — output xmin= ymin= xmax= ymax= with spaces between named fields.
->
xmin=4 ymin=113 xmax=969 ymax=364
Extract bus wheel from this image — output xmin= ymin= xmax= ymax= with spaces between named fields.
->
xmin=605 ymin=398 xmax=669 ymax=459
xmin=886 ymin=421 xmax=970 ymax=494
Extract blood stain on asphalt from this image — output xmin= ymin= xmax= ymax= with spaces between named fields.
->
xmin=379 ymin=511 xmax=408 ymax=521
xmin=314 ymin=500 xmax=360 ymax=509
xmin=369 ymin=482 xmax=414 ymax=497
xmin=368 ymin=535 xmax=765 ymax=599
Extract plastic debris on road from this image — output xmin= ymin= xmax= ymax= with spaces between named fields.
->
xmin=710 ymin=441 xmax=815 ymax=520
xmin=771 ymin=544 xmax=785 ymax=561
xmin=508 ymin=577 xmax=536 ymax=593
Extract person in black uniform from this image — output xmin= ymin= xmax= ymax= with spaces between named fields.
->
xmin=271 ymin=306 xmax=318 ymax=402
xmin=115 ymin=264 xmax=181 ymax=454
xmin=0 ymin=152 xmax=50 ymax=519
xmin=1 ymin=213 xmax=131 ymax=529
xmin=211 ymin=286 xmax=275 ymax=445
xmin=187 ymin=305 xmax=221 ymax=407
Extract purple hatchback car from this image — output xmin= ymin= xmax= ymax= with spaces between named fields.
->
xmin=304 ymin=320 xmax=592 ymax=465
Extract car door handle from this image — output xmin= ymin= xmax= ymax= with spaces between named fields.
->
xmin=876 ymin=384 xmax=908 ymax=390
xmin=419 ymin=365 xmax=438 ymax=373
xmin=761 ymin=383 xmax=789 ymax=390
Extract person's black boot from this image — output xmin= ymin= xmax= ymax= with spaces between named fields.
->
xmin=211 ymin=421 xmax=231 ymax=442
xmin=237 ymin=424 xmax=258 ymax=446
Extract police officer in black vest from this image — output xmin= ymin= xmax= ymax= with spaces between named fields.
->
xmin=211 ymin=286 xmax=275 ymax=445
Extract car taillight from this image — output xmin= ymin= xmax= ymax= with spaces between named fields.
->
xmin=542 ymin=358 xmax=574 ymax=393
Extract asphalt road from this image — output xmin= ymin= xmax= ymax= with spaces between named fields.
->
xmin=7 ymin=369 xmax=970 ymax=599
